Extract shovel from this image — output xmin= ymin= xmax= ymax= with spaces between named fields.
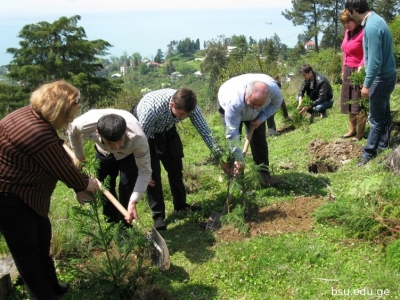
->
xmin=63 ymin=144 xmax=170 ymax=270
xmin=206 ymin=126 xmax=254 ymax=230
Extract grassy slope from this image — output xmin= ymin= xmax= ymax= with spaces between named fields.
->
xmin=141 ymin=90 xmax=400 ymax=299
xmin=4 ymin=83 xmax=400 ymax=299
xmin=53 ymin=85 xmax=399 ymax=299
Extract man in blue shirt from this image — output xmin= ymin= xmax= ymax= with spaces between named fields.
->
xmin=218 ymin=73 xmax=283 ymax=186
xmin=345 ymin=0 xmax=397 ymax=166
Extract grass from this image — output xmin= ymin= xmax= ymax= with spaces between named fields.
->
xmin=2 ymin=84 xmax=400 ymax=299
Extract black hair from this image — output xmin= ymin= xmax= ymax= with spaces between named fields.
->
xmin=299 ymin=64 xmax=313 ymax=74
xmin=345 ymin=0 xmax=370 ymax=14
xmin=97 ymin=114 xmax=127 ymax=142
xmin=172 ymin=87 xmax=197 ymax=113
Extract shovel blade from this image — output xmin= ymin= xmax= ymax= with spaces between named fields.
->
xmin=206 ymin=211 xmax=223 ymax=230
xmin=147 ymin=228 xmax=170 ymax=270
xmin=206 ymin=200 xmax=229 ymax=230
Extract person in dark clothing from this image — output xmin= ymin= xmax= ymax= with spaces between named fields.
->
xmin=0 ymin=80 xmax=99 ymax=300
xmin=266 ymin=75 xmax=290 ymax=136
xmin=297 ymin=64 xmax=334 ymax=121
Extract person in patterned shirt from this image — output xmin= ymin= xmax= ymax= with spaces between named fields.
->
xmin=132 ymin=87 xmax=220 ymax=230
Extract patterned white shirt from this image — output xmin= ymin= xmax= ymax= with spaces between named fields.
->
xmin=136 ymin=88 xmax=215 ymax=151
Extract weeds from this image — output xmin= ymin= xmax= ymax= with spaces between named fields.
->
xmin=348 ymin=66 xmax=366 ymax=87
xmin=314 ymin=173 xmax=400 ymax=240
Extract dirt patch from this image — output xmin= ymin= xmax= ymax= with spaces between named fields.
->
xmin=307 ymin=139 xmax=363 ymax=173
xmin=212 ymin=140 xmax=362 ymax=242
xmin=277 ymin=124 xmax=296 ymax=135
xmin=214 ymin=196 xmax=324 ymax=242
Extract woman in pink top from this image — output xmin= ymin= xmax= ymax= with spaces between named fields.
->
xmin=340 ymin=9 xmax=367 ymax=141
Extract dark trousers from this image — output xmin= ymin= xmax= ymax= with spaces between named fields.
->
xmin=147 ymin=126 xmax=186 ymax=220
xmin=219 ymin=111 xmax=269 ymax=174
xmin=96 ymin=149 xmax=138 ymax=225
xmin=266 ymin=115 xmax=276 ymax=130
xmin=0 ymin=193 xmax=58 ymax=300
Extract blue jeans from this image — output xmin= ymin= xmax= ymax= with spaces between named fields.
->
xmin=362 ymin=73 xmax=397 ymax=160
xmin=296 ymin=97 xmax=333 ymax=113
xmin=313 ymin=100 xmax=333 ymax=113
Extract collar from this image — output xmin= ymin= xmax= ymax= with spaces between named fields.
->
xmin=361 ymin=11 xmax=374 ymax=27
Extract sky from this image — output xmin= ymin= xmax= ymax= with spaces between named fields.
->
xmin=0 ymin=0 xmax=305 ymax=66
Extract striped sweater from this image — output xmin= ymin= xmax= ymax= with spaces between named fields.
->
xmin=0 ymin=106 xmax=89 ymax=216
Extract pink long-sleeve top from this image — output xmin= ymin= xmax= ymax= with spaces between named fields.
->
xmin=341 ymin=27 xmax=364 ymax=71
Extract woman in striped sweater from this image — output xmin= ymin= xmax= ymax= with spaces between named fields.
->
xmin=0 ymin=80 xmax=99 ymax=300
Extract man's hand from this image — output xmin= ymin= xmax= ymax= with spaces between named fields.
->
xmin=220 ymin=162 xmax=231 ymax=175
xmin=76 ymin=190 xmax=94 ymax=205
xmin=297 ymin=97 xmax=303 ymax=110
xmin=250 ymin=119 xmax=262 ymax=129
xmin=361 ymin=86 xmax=370 ymax=98
xmin=220 ymin=161 xmax=243 ymax=177
xmin=125 ymin=200 xmax=139 ymax=224
xmin=299 ymin=106 xmax=309 ymax=115
xmin=232 ymin=161 xmax=244 ymax=176
xmin=148 ymin=177 xmax=156 ymax=187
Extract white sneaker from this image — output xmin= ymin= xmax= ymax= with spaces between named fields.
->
xmin=267 ymin=128 xmax=279 ymax=136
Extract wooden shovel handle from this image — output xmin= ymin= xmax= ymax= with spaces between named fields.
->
xmin=242 ymin=126 xmax=254 ymax=156
xmin=62 ymin=144 xmax=129 ymax=218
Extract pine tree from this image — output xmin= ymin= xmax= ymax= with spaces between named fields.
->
xmin=4 ymin=15 xmax=121 ymax=107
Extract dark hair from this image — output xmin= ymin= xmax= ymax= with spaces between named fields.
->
xmin=345 ymin=0 xmax=370 ymax=14
xmin=273 ymin=75 xmax=282 ymax=89
xmin=97 ymin=114 xmax=126 ymax=142
xmin=299 ymin=64 xmax=313 ymax=74
xmin=172 ymin=87 xmax=197 ymax=113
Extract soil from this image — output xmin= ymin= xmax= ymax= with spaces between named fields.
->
xmin=215 ymin=196 xmax=324 ymax=242
xmin=212 ymin=139 xmax=364 ymax=243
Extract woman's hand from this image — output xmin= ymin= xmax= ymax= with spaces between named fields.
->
xmin=76 ymin=190 xmax=94 ymax=205
xmin=86 ymin=178 xmax=100 ymax=192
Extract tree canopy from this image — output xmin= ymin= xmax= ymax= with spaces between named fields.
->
xmin=4 ymin=15 xmax=122 ymax=108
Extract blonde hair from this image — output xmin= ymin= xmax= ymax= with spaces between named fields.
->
xmin=340 ymin=9 xmax=355 ymax=24
xmin=30 ymin=80 xmax=80 ymax=129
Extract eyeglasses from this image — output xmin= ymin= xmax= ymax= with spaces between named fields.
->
xmin=247 ymin=98 xmax=262 ymax=109
xmin=74 ymin=91 xmax=80 ymax=104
